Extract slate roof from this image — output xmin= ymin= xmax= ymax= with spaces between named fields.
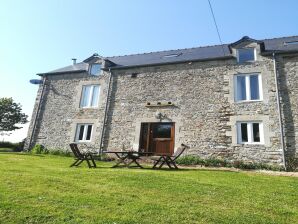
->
xmin=263 ymin=36 xmax=298 ymax=52
xmin=38 ymin=35 xmax=298 ymax=75
xmin=105 ymin=44 xmax=232 ymax=68
xmin=38 ymin=62 xmax=88 ymax=75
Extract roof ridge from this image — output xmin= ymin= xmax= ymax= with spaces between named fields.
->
xmin=106 ymin=35 xmax=298 ymax=59
xmin=261 ymin=35 xmax=298 ymax=42
xmin=107 ymin=43 xmax=229 ymax=59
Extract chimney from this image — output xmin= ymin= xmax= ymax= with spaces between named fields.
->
xmin=71 ymin=58 xmax=77 ymax=65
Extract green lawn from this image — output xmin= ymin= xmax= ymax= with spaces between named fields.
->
xmin=0 ymin=153 xmax=297 ymax=224
xmin=0 ymin=147 xmax=14 ymax=152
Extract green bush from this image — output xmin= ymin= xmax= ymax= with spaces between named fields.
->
xmin=232 ymin=161 xmax=284 ymax=171
xmin=176 ymin=155 xmax=284 ymax=171
xmin=176 ymin=155 xmax=205 ymax=165
xmin=47 ymin=149 xmax=72 ymax=157
xmin=30 ymin=144 xmax=73 ymax=157
xmin=205 ymin=158 xmax=229 ymax=167
xmin=31 ymin=144 xmax=47 ymax=154
xmin=286 ymin=157 xmax=298 ymax=172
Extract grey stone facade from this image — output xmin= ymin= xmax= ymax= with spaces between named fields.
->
xmin=25 ymin=36 xmax=298 ymax=167
xmin=278 ymin=55 xmax=298 ymax=162
xmin=25 ymin=72 xmax=109 ymax=152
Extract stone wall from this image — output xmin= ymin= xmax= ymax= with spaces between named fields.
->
xmin=25 ymin=72 xmax=109 ymax=152
xmin=104 ymin=53 xmax=284 ymax=164
xmin=278 ymin=54 xmax=298 ymax=162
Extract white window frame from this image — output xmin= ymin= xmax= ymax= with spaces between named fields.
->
xmin=234 ymin=73 xmax=263 ymax=102
xmin=236 ymin=48 xmax=256 ymax=63
xmin=236 ymin=121 xmax=264 ymax=144
xmin=75 ymin=124 xmax=93 ymax=142
xmin=80 ymin=85 xmax=100 ymax=108
xmin=89 ymin=63 xmax=102 ymax=76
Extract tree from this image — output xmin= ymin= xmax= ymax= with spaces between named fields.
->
xmin=0 ymin=98 xmax=28 ymax=135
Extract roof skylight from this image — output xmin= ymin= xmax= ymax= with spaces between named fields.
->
xmin=163 ymin=53 xmax=182 ymax=58
xmin=284 ymin=41 xmax=298 ymax=46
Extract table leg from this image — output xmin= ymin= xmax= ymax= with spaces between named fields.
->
xmin=126 ymin=155 xmax=143 ymax=168
xmin=112 ymin=153 xmax=129 ymax=168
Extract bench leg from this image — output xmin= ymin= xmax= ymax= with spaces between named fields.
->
xmin=91 ymin=157 xmax=96 ymax=168
xmin=86 ymin=159 xmax=92 ymax=168
xmin=167 ymin=157 xmax=178 ymax=169
xmin=70 ymin=159 xmax=80 ymax=167
xmin=152 ymin=157 xmax=163 ymax=169
xmin=71 ymin=159 xmax=85 ymax=167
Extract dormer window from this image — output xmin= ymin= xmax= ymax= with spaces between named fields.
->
xmin=89 ymin=63 xmax=102 ymax=76
xmin=237 ymin=48 xmax=256 ymax=63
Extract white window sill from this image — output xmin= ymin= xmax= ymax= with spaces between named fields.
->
xmin=75 ymin=140 xmax=92 ymax=143
xmin=236 ymin=60 xmax=256 ymax=64
xmin=79 ymin=107 xmax=99 ymax=109
xmin=90 ymin=73 xmax=103 ymax=76
xmin=237 ymin=143 xmax=264 ymax=145
xmin=234 ymin=100 xmax=263 ymax=104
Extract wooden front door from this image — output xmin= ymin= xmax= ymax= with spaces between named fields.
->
xmin=139 ymin=122 xmax=175 ymax=155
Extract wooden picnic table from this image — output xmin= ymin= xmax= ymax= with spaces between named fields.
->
xmin=105 ymin=151 xmax=154 ymax=168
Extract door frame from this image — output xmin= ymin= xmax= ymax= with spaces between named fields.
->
xmin=133 ymin=117 xmax=182 ymax=152
xmin=139 ymin=122 xmax=175 ymax=154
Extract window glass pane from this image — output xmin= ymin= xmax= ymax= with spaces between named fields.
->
xmin=253 ymin=123 xmax=260 ymax=142
xmin=238 ymin=48 xmax=255 ymax=63
xmin=236 ymin=76 xmax=246 ymax=101
xmin=90 ymin=64 xmax=101 ymax=76
xmin=250 ymin=75 xmax=260 ymax=100
xmin=86 ymin=125 xmax=92 ymax=140
xmin=241 ymin=123 xmax=248 ymax=142
xmin=91 ymin=85 xmax=100 ymax=107
xmin=81 ymin=86 xmax=91 ymax=107
xmin=78 ymin=125 xmax=84 ymax=140
xmin=152 ymin=124 xmax=172 ymax=138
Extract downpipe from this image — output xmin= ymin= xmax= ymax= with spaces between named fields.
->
xmin=28 ymin=75 xmax=47 ymax=150
xmin=272 ymin=52 xmax=287 ymax=170
xmin=98 ymin=68 xmax=112 ymax=155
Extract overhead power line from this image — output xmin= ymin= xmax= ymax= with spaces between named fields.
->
xmin=207 ymin=0 xmax=226 ymax=56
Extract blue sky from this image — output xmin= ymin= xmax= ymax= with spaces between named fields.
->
xmin=0 ymin=0 xmax=297 ymax=142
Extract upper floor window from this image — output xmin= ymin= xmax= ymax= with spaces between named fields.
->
xmin=89 ymin=63 xmax=102 ymax=76
xmin=75 ymin=124 xmax=93 ymax=142
xmin=237 ymin=122 xmax=263 ymax=144
xmin=80 ymin=85 xmax=100 ymax=108
xmin=234 ymin=73 xmax=262 ymax=102
xmin=237 ymin=48 xmax=256 ymax=63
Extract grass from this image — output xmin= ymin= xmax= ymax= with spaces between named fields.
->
xmin=0 ymin=153 xmax=297 ymax=224
xmin=0 ymin=147 xmax=14 ymax=152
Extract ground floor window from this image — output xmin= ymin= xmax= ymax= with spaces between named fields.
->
xmin=75 ymin=124 xmax=93 ymax=142
xmin=237 ymin=122 xmax=263 ymax=144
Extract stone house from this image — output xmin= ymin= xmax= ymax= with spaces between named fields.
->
xmin=25 ymin=36 xmax=298 ymax=168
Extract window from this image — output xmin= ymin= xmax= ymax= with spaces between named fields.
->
xmin=152 ymin=123 xmax=172 ymax=138
xmin=237 ymin=122 xmax=263 ymax=144
xmin=234 ymin=74 xmax=262 ymax=102
xmin=89 ymin=63 xmax=102 ymax=76
xmin=80 ymin=85 xmax=100 ymax=108
xmin=75 ymin=124 xmax=93 ymax=142
xmin=237 ymin=48 xmax=255 ymax=63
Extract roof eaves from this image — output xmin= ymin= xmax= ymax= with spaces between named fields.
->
xmin=36 ymin=69 xmax=87 ymax=76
